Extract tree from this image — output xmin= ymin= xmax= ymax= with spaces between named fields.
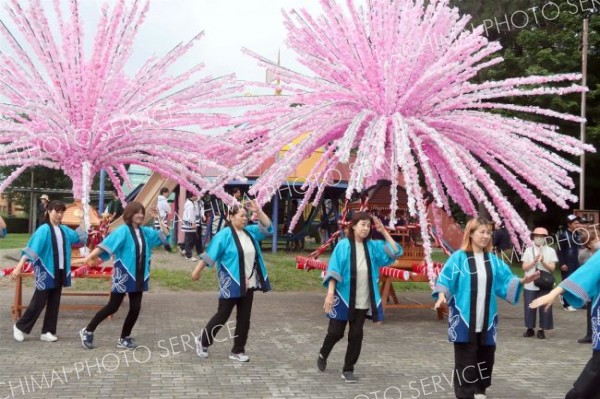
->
xmin=450 ymin=0 xmax=600 ymax=228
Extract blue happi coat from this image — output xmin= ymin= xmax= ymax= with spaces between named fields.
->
xmin=200 ymin=223 xmax=273 ymax=299
xmin=561 ymin=250 xmax=600 ymax=351
xmin=323 ymin=238 xmax=403 ymax=322
xmin=22 ymin=223 xmax=87 ymax=290
xmin=432 ymin=250 xmax=522 ymax=345
xmin=98 ymin=224 xmax=166 ymax=293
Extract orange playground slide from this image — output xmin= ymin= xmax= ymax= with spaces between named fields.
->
xmin=109 ymin=172 xmax=177 ymax=229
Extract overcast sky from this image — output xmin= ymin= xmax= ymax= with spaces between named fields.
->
xmin=132 ymin=0 xmax=325 ymax=83
xmin=0 ymin=0 xmax=326 ymax=87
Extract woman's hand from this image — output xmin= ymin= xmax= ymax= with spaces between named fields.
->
xmin=530 ymin=287 xmax=564 ymax=311
xmin=10 ymin=256 xmax=29 ymax=281
xmin=530 ymin=292 xmax=555 ymax=311
xmin=324 ymin=292 xmax=335 ymax=314
xmin=148 ymin=207 xmax=159 ymax=219
xmin=71 ymin=257 xmax=88 ymax=266
xmin=10 ymin=265 xmax=23 ymax=281
xmin=73 ymin=255 xmax=95 ymax=266
xmin=434 ymin=292 xmax=446 ymax=310
xmin=372 ymin=216 xmax=387 ymax=234
xmin=247 ymin=199 xmax=261 ymax=214
xmin=522 ymin=270 xmax=540 ymax=285
xmin=191 ymin=264 xmax=202 ymax=281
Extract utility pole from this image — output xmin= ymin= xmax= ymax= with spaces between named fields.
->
xmin=579 ymin=16 xmax=589 ymax=209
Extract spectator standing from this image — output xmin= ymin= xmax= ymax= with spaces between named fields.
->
xmin=556 ymin=214 xmax=582 ymax=311
xmin=521 ymin=227 xmax=557 ymax=339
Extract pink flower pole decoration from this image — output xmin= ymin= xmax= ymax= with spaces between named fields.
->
xmin=0 ymin=0 xmax=244 ymax=217
xmin=218 ymin=0 xmax=594 ymax=284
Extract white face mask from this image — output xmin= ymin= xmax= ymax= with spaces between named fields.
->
xmin=533 ymin=237 xmax=546 ymax=247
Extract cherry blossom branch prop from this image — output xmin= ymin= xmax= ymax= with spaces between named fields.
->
xmin=0 ymin=0 xmax=241 ymax=208
xmin=219 ymin=0 xmax=594 ymax=279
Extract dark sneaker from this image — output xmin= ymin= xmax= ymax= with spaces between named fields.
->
xmin=317 ymin=354 xmax=327 ymax=372
xmin=79 ymin=328 xmax=94 ymax=349
xmin=342 ymin=371 xmax=357 ymax=383
xmin=523 ymin=328 xmax=534 ymax=337
xmin=117 ymin=337 xmax=138 ymax=349
xmin=578 ymin=336 xmax=592 ymax=344
xmin=537 ymin=330 xmax=546 ymax=339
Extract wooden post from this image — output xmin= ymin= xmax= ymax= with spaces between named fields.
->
xmin=580 ymin=17 xmax=589 ymax=209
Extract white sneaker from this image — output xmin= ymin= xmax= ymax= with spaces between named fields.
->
xmin=195 ymin=335 xmax=208 ymax=358
xmin=474 ymin=395 xmax=487 ymax=399
xmin=186 ymin=257 xmax=199 ymax=262
xmin=13 ymin=324 xmax=24 ymax=342
xmin=40 ymin=332 xmax=58 ymax=342
xmin=565 ymin=306 xmax=577 ymax=312
xmin=228 ymin=352 xmax=249 ymax=362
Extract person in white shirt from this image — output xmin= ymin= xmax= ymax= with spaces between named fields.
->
xmin=522 ymin=227 xmax=558 ymax=339
xmin=182 ymin=192 xmax=201 ymax=261
xmin=154 ymin=187 xmax=173 ymax=252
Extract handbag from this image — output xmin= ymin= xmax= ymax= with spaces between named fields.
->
xmin=534 ymin=269 xmax=555 ymax=291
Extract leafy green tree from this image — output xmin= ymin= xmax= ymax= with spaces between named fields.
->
xmin=449 ymin=0 xmax=600 ymax=228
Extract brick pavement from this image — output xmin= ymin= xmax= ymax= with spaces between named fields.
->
xmin=0 ymin=285 xmax=592 ymax=399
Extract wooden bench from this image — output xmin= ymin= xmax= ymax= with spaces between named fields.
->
xmin=378 ymin=271 xmax=447 ymax=319
xmin=11 ymin=271 xmax=111 ymax=321
xmin=378 ymin=243 xmax=448 ymax=319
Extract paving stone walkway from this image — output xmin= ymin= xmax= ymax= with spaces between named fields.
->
xmin=0 ymin=282 xmax=592 ymax=398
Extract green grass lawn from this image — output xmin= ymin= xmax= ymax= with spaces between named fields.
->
xmin=3 ymin=234 xmax=560 ymax=292
xmin=149 ymin=252 xmax=326 ymax=292
xmin=0 ymin=233 xmax=29 ymax=250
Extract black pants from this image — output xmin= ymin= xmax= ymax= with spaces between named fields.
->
xmin=453 ymin=335 xmax=495 ymax=399
xmin=584 ymin=305 xmax=592 ymax=338
xmin=566 ymin=350 xmax=600 ymax=399
xmin=201 ymin=290 xmax=254 ymax=354
xmin=184 ymin=231 xmax=202 ymax=258
xmin=16 ymin=270 xmax=65 ymax=335
xmin=560 ymin=269 xmax=574 ymax=308
xmin=87 ymin=292 xmax=143 ymax=339
xmin=319 ymin=309 xmax=367 ymax=373
xmin=523 ymin=289 xmax=553 ymax=330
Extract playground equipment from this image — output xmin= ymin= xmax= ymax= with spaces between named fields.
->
xmin=109 ymin=173 xmax=178 ymax=229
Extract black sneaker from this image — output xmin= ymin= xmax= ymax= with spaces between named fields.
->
xmin=578 ymin=336 xmax=592 ymax=344
xmin=317 ymin=354 xmax=327 ymax=372
xmin=79 ymin=328 xmax=94 ymax=349
xmin=537 ymin=330 xmax=546 ymax=339
xmin=523 ymin=328 xmax=534 ymax=337
xmin=341 ymin=371 xmax=357 ymax=383
xmin=117 ymin=337 xmax=138 ymax=349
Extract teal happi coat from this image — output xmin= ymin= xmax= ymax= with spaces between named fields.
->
xmin=23 ymin=223 xmax=87 ymax=290
xmin=561 ymin=250 xmax=600 ymax=351
xmin=200 ymin=222 xmax=273 ymax=299
xmin=432 ymin=250 xmax=522 ymax=345
xmin=323 ymin=238 xmax=403 ymax=322
xmin=98 ymin=224 xmax=166 ymax=293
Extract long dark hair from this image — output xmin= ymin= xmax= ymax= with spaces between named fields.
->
xmin=346 ymin=211 xmax=373 ymax=241
xmin=44 ymin=200 xmax=67 ymax=222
